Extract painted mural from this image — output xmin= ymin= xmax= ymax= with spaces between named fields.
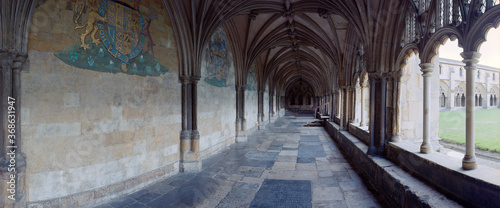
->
xmin=204 ymin=28 xmax=231 ymax=87
xmin=54 ymin=0 xmax=168 ymax=76
xmin=246 ymin=63 xmax=257 ymax=91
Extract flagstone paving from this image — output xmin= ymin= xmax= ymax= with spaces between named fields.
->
xmin=95 ymin=114 xmax=382 ymax=208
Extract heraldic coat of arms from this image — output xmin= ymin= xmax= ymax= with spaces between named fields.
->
xmin=55 ymin=0 xmax=168 ymax=76
xmin=97 ymin=0 xmax=145 ymax=71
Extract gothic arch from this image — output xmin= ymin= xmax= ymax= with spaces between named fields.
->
xmin=465 ymin=5 xmax=500 ymax=52
xmin=396 ymin=43 xmax=419 ymax=71
xmin=421 ymin=27 xmax=464 ymax=63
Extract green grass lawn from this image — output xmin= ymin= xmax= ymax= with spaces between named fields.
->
xmin=439 ymin=109 xmax=500 ymax=153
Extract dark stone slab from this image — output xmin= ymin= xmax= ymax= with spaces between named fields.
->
xmin=129 ymin=190 xmax=162 ymax=204
xmin=108 ymin=197 xmax=137 ymax=208
xmin=250 ymin=179 xmax=312 ymax=208
xmin=93 ymin=204 xmax=114 ymax=208
xmin=245 ymin=151 xmax=279 ymax=161
xmin=124 ymin=202 xmax=148 ymax=208
xmin=147 ymin=176 xmax=220 ymax=208
xmin=300 ymin=135 xmax=320 ymax=143
xmin=297 ymin=157 xmax=316 ymax=163
xmin=298 ymin=144 xmax=325 ymax=158
xmin=218 ymin=182 xmax=261 ymax=208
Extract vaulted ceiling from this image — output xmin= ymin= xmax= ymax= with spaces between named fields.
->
xmin=164 ymin=0 xmax=410 ymax=96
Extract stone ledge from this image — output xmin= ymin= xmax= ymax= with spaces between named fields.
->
xmin=387 ymin=141 xmax=500 ymax=208
xmin=348 ymin=123 xmax=369 ymax=145
xmin=27 ymin=162 xmax=179 ymax=208
xmin=324 ymin=121 xmax=461 ymax=208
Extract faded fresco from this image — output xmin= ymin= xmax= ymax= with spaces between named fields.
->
xmin=204 ymin=28 xmax=231 ymax=87
xmin=29 ymin=0 xmax=176 ymax=76
xmin=246 ymin=63 xmax=256 ymax=91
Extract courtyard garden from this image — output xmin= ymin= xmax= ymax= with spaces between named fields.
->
xmin=439 ymin=109 xmax=500 ymax=153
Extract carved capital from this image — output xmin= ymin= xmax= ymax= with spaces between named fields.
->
xmin=419 ymin=63 xmax=434 ymax=77
xmin=460 ymin=51 xmax=481 ymax=69
xmin=0 ymin=50 xmax=21 ymax=70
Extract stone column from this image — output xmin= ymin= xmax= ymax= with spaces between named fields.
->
xmin=378 ymin=76 xmax=387 ymax=155
xmin=190 ymin=78 xmax=200 ymax=153
xmin=461 ymin=51 xmax=480 ymax=170
xmin=352 ymin=88 xmax=356 ymax=123
xmin=420 ymin=63 xmax=434 ymax=154
xmin=269 ymin=91 xmax=275 ymax=121
xmin=342 ymin=87 xmax=349 ymax=130
xmin=0 ymin=51 xmax=27 ymax=208
xmin=330 ymin=93 xmax=334 ymax=120
xmin=391 ymin=72 xmax=402 ymax=142
xmin=179 ymin=76 xmax=201 ymax=172
xmin=360 ymin=82 xmax=367 ymax=127
xmin=236 ymin=86 xmax=247 ymax=142
xmin=179 ymin=77 xmax=191 ymax=161
xmin=1 ymin=54 xmax=14 ymax=160
xmin=258 ymin=90 xmax=265 ymax=129
xmin=367 ymin=74 xmax=377 ymax=155
xmin=346 ymin=88 xmax=351 ymax=125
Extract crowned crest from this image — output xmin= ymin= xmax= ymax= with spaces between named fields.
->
xmin=97 ymin=0 xmax=145 ymax=71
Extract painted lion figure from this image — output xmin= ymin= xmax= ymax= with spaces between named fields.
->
xmin=74 ymin=0 xmax=107 ymax=50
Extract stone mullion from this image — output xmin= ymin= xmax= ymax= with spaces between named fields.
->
xmin=420 ymin=63 xmax=434 ymax=154
xmin=462 ymin=51 xmax=480 ymax=170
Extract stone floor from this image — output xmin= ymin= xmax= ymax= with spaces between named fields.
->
xmin=95 ymin=114 xmax=382 ymax=208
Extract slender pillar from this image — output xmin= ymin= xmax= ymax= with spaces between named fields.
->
xmin=368 ymin=75 xmax=377 ymax=155
xmin=179 ymin=77 xmax=191 ymax=156
xmin=345 ymin=88 xmax=350 ymax=125
xmin=179 ymin=76 xmax=201 ymax=172
xmin=461 ymin=51 xmax=480 ymax=170
xmin=360 ymin=82 xmax=366 ymax=127
xmin=191 ymin=78 xmax=200 ymax=152
xmin=1 ymin=58 xmax=13 ymax=160
xmin=391 ymin=72 xmax=402 ymax=142
xmin=420 ymin=63 xmax=434 ymax=153
xmin=1 ymin=52 xmax=27 ymax=208
xmin=258 ymin=90 xmax=265 ymax=128
xmin=269 ymin=91 xmax=275 ymax=121
xmin=236 ymin=86 xmax=247 ymax=142
xmin=378 ymin=76 xmax=387 ymax=155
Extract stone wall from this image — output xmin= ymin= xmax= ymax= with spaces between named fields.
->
xmin=23 ymin=0 xmax=181 ymax=204
xmin=198 ymin=27 xmax=236 ymax=158
xmin=399 ymin=54 xmax=440 ymax=141
xmin=245 ymin=90 xmax=258 ymax=134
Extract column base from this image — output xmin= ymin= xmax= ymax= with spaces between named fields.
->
xmin=462 ymin=155 xmax=477 ymax=170
xmin=391 ymin=133 xmax=401 ymax=142
xmin=180 ymin=160 xmax=202 ymax=172
xmin=236 ymin=135 xmax=248 ymax=143
xmin=420 ymin=142 xmax=432 ymax=154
